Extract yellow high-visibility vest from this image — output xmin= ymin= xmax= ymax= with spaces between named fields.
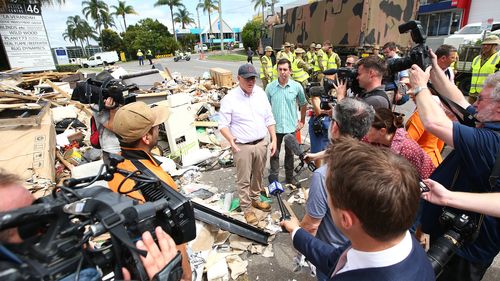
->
xmin=260 ymin=55 xmax=273 ymax=80
xmin=326 ymin=52 xmax=339 ymax=70
xmin=470 ymin=52 xmax=500 ymax=96
xmin=291 ymin=58 xmax=309 ymax=83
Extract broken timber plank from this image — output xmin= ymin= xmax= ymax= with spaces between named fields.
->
xmin=44 ymin=79 xmax=71 ymax=99
xmin=0 ymin=92 xmax=60 ymax=107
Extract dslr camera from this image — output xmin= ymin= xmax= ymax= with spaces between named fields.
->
xmin=387 ymin=20 xmax=431 ymax=76
xmin=426 ymin=209 xmax=480 ymax=277
xmin=71 ymin=71 xmax=137 ymax=111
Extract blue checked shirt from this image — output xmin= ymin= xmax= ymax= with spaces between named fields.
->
xmin=265 ymin=79 xmax=307 ymax=134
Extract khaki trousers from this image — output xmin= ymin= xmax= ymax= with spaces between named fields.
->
xmin=233 ymin=139 xmax=268 ymax=211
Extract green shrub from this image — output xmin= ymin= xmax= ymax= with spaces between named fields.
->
xmin=56 ymin=64 xmax=81 ymax=72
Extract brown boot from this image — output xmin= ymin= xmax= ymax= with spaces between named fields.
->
xmin=251 ymin=200 xmax=271 ymax=212
xmin=244 ymin=211 xmax=258 ymax=225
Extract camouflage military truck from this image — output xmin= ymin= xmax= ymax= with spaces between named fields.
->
xmin=272 ymin=0 xmax=418 ymax=56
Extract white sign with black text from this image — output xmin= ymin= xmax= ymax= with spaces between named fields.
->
xmin=0 ymin=1 xmax=55 ymax=72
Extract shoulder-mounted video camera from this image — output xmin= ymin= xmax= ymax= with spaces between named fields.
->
xmin=71 ymin=71 xmax=137 ymax=111
xmin=0 ymin=155 xmax=196 ymax=281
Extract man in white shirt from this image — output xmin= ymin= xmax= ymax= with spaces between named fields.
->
xmin=435 ymin=44 xmax=458 ymax=83
xmin=219 ymin=64 xmax=277 ymax=225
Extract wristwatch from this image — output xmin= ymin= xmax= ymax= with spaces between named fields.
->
xmin=413 ymin=86 xmax=428 ymax=97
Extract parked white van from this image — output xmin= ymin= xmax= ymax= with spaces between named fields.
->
xmin=80 ymin=51 xmax=119 ymax=68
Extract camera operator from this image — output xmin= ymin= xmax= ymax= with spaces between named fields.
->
xmin=410 ymin=49 xmax=500 ymax=281
xmin=0 ymin=169 xmax=181 ymax=281
xmin=109 ymin=102 xmax=192 ymax=281
xmin=334 ymin=55 xmax=391 ymax=110
xmin=383 ymin=42 xmax=410 ymax=105
xmin=421 ymin=179 xmax=500 ymax=219
xmin=93 ymin=96 xmax=121 ymax=165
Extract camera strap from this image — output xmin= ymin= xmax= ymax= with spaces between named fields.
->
xmin=428 ymin=84 xmax=478 ymax=127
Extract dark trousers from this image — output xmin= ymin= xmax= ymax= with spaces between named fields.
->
xmin=247 ymin=56 xmax=253 ymax=64
xmin=269 ymin=133 xmax=294 ymax=184
xmin=437 ymin=254 xmax=492 ymax=281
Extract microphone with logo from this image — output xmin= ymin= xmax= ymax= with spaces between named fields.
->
xmin=268 ymin=181 xmax=291 ymax=232
xmin=283 ymin=133 xmax=317 ymax=173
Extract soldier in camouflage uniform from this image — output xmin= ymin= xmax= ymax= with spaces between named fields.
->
xmin=306 ymin=43 xmax=317 ymax=65
xmin=260 ymin=46 xmax=274 ymax=90
xmin=277 ymin=42 xmax=294 ymax=62
xmin=291 ymin=48 xmax=311 ymax=88
xmin=315 ymin=43 xmax=325 ymax=82
xmin=323 ymin=41 xmax=341 ymax=70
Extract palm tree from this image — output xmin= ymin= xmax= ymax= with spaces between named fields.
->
xmin=196 ymin=0 xmax=218 ymax=45
xmin=174 ymin=8 xmax=195 ymax=29
xmin=154 ymin=0 xmax=185 ymax=41
xmin=98 ymin=10 xmax=115 ymax=29
xmin=111 ymin=0 xmax=137 ymax=31
xmin=37 ymin=0 xmax=66 ymax=5
xmin=65 ymin=15 xmax=88 ymax=56
xmin=82 ymin=0 xmax=109 ymax=47
xmin=251 ymin=0 xmax=266 ymax=24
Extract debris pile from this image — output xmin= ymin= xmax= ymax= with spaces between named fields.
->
xmin=0 ymin=65 xmax=310 ymax=280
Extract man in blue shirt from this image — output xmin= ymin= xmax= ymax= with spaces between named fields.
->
xmin=410 ymin=51 xmax=500 ymax=281
xmin=266 ymin=58 xmax=307 ymax=184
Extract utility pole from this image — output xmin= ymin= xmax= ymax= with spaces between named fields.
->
xmin=271 ymin=0 xmax=276 ymax=16
xmin=196 ymin=6 xmax=204 ymax=56
xmin=219 ymin=0 xmax=224 ymax=51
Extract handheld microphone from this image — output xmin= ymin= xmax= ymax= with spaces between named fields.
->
xmin=268 ymin=181 xmax=290 ymax=232
xmin=283 ymin=134 xmax=316 ymax=172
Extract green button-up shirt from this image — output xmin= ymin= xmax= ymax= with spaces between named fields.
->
xmin=266 ymin=78 xmax=307 ymax=134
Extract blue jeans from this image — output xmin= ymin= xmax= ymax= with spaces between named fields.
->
xmin=60 ymin=268 xmax=101 ymax=281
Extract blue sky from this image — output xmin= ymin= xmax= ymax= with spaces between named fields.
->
xmin=41 ymin=0 xmax=299 ymax=47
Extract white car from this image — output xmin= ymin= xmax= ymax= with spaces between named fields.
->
xmin=444 ymin=22 xmax=500 ymax=48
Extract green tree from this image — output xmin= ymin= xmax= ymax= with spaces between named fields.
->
xmin=111 ymin=0 xmax=138 ymax=31
xmin=153 ymin=0 xmax=185 ymax=41
xmin=174 ymin=8 xmax=195 ymax=29
xmin=241 ymin=19 xmax=261 ymax=51
xmin=178 ymin=34 xmax=198 ymax=50
xmin=196 ymin=0 xmax=218 ymax=44
xmin=122 ymin=18 xmax=178 ymax=58
xmin=251 ymin=0 xmax=266 ymax=24
xmin=100 ymin=28 xmax=124 ymax=51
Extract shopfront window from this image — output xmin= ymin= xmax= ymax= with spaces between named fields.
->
xmin=418 ymin=10 xmax=462 ymax=36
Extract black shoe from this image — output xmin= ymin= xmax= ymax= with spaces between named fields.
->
xmin=268 ymin=175 xmax=278 ymax=184
xmin=286 ymin=178 xmax=297 ymax=186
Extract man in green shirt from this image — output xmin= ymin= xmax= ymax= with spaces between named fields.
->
xmin=266 ymin=58 xmax=307 ymax=185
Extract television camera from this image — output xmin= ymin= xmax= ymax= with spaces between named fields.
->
xmin=0 ymin=155 xmax=196 ymax=281
xmin=71 ymin=71 xmax=137 ymax=111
